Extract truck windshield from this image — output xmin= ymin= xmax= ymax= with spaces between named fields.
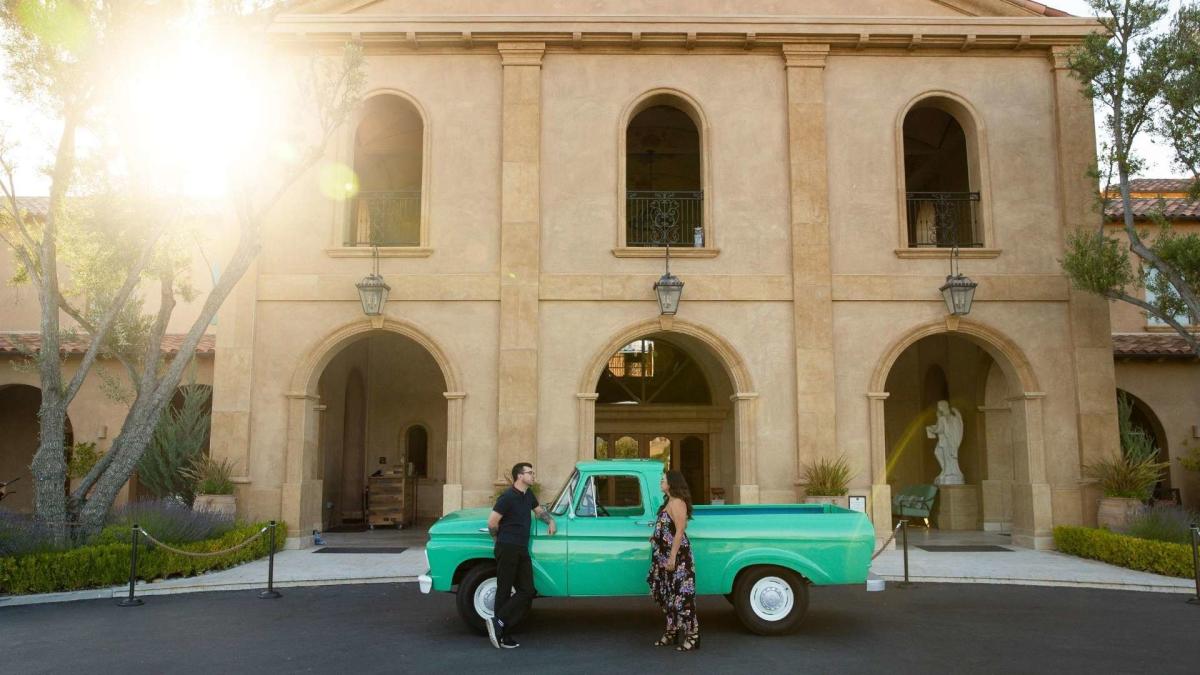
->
xmin=549 ymin=469 xmax=580 ymax=517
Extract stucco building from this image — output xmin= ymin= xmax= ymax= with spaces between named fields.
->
xmin=10 ymin=1 xmax=1189 ymax=551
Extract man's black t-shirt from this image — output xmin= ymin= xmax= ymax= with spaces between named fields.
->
xmin=493 ymin=486 xmax=539 ymax=547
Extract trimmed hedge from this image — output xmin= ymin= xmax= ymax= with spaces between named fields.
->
xmin=1053 ymin=525 xmax=1194 ymax=578
xmin=0 ymin=521 xmax=287 ymax=595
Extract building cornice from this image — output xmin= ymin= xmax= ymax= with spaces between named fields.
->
xmin=268 ymin=15 xmax=1099 ymax=51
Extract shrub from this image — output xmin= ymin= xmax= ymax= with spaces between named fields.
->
xmin=137 ymin=383 xmax=211 ymax=505
xmin=1083 ymin=393 xmax=1169 ymax=500
xmin=1053 ymin=525 xmax=1193 ymax=578
xmin=67 ymin=441 xmax=103 ymax=480
xmin=1126 ymin=504 xmax=1200 ymax=545
xmin=105 ymin=499 xmax=235 ymax=543
xmin=0 ymin=512 xmax=76 ymax=557
xmin=800 ymin=454 xmax=854 ymax=497
xmin=181 ymin=456 xmax=237 ymax=496
xmin=0 ymin=521 xmax=286 ymax=595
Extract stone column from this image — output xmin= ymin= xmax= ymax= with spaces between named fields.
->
xmin=281 ymin=392 xmax=321 ymax=548
xmin=1009 ymin=392 xmax=1053 ymax=549
xmin=782 ymin=44 xmax=838 ymax=500
xmin=209 ymin=260 xmax=258 ymax=488
xmin=576 ymin=393 xmax=599 ymax=462
xmin=1051 ymin=46 xmax=1120 ymax=527
xmin=731 ymin=393 xmax=760 ymax=504
xmin=442 ymin=391 xmax=466 ymax=514
xmin=495 ymin=42 xmax=545 ymax=487
xmin=867 ymin=392 xmax=893 ymax=543
xmin=979 ymin=404 xmax=1013 ymax=532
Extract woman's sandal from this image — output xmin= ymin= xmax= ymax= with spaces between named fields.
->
xmin=676 ymin=633 xmax=701 ymax=652
xmin=653 ymin=631 xmax=677 ymax=647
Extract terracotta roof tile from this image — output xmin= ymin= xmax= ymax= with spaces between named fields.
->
xmin=0 ymin=333 xmax=215 ymax=356
xmin=1127 ymin=178 xmax=1197 ymax=193
xmin=1105 ymin=197 xmax=1200 ymax=221
xmin=1112 ymin=333 xmax=1198 ymax=358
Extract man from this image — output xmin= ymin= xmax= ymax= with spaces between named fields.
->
xmin=486 ymin=462 xmax=556 ymax=649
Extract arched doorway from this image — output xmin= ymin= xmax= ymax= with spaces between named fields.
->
xmin=0 ymin=384 xmax=73 ymax=513
xmin=871 ymin=322 xmax=1049 ymax=548
xmin=1116 ymin=389 xmax=1174 ymax=501
xmin=314 ymin=332 xmax=448 ymax=531
xmin=585 ymin=326 xmax=754 ymax=505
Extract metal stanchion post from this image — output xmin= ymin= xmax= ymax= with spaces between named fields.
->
xmin=259 ymin=521 xmax=282 ymax=599
xmin=117 ymin=524 xmax=144 ymax=607
xmin=897 ymin=519 xmax=914 ymax=588
xmin=1188 ymin=524 xmax=1199 ymax=605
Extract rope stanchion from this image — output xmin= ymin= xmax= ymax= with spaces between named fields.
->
xmin=1188 ymin=524 xmax=1199 ymax=606
xmin=137 ymin=526 xmax=268 ymax=558
xmin=897 ymin=519 xmax=914 ymax=589
xmin=111 ymin=524 xmax=273 ymax=606
xmin=259 ymin=521 xmax=282 ymax=599
xmin=871 ymin=521 xmax=904 ymax=561
xmin=117 ymin=524 xmax=143 ymax=607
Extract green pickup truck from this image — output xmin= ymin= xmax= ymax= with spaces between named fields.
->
xmin=418 ymin=459 xmax=880 ymax=636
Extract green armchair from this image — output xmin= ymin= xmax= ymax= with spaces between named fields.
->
xmin=892 ymin=484 xmax=938 ymax=527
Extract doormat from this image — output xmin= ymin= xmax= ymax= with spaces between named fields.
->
xmin=916 ymin=545 xmax=1012 ymax=552
xmin=313 ymin=547 xmax=409 ymax=554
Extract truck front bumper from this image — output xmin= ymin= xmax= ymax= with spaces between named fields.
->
xmin=418 ymin=573 xmax=433 ymax=594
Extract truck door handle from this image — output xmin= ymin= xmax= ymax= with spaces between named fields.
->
xmin=636 ymin=520 xmax=654 ymax=526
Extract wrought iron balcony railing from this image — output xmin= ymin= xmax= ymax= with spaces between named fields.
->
xmin=347 ymin=190 xmax=421 ymax=246
xmin=626 ymin=190 xmax=704 ymax=247
xmin=906 ymin=191 xmax=982 ymax=248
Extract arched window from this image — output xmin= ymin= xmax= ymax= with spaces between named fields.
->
xmin=406 ymin=425 xmax=428 ymax=478
xmin=624 ymin=96 xmax=705 ymax=248
xmin=902 ymin=97 xmax=985 ymax=248
xmin=347 ymin=94 xmax=425 ymax=247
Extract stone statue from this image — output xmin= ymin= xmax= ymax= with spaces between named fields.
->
xmin=925 ymin=400 xmax=965 ymax=486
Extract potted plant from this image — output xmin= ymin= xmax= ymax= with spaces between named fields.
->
xmin=800 ymin=454 xmax=854 ymax=509
xmin=185 ymin=456 xmax=238 ymax=518
xmin=1085 ymin=394 xmax=1168 ymax=531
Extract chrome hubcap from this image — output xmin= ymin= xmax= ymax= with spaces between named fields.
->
xmin=748 ymin=576 xmax=794 ymax=621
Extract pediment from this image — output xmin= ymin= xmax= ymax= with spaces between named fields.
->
xmin=287 ymin=0 xmax=1068 ymax=19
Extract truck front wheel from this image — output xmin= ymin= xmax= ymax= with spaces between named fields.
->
xmin=455 ymin=563 xmax=528 ymax=635
xmin=732 ymin=566 xmax=809 ymax=636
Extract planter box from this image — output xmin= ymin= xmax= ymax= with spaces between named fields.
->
xmin=803 ymin=495 xmax=849 ymax=509
xmin=1097 ymin=497 xmax=1143 ymax=532
xmin=194 ymin=494 xmax=236 ymax=518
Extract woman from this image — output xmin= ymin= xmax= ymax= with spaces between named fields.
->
xmin=647 ymin=470 xmax=700 ymax=652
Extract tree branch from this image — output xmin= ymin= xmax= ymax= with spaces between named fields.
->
xmin=61 ymin=229 xmax=163 ymax=403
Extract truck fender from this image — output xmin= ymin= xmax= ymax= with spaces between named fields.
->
xmin=449 ymin=554 xmax=565 ymax=597
xmin=720 ymin=548 xmax=831 ymax=592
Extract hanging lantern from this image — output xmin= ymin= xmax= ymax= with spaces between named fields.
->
xmin=654 ymin=271 xmax=685 ymax=316
xmin=356 ymin=246 xmax=390 ymax=316
xmin=940 ymin=273 xmax=977 ymax=316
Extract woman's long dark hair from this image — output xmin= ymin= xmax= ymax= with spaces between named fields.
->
xmin=659 ymin=470 xmax=694 ymax=519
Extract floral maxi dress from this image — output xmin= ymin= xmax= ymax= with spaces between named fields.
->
xmin=646 ymin=507 xmax=699 ymax=636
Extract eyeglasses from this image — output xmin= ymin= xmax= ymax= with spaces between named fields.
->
xmin=521 ymin=470 xmax=535 ymax=476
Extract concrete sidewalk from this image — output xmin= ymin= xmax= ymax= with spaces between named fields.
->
xmin=2 ymin=529 xmax=1194 ymax=608
xmin=869 ymin=529 xmax=1194 ymax=594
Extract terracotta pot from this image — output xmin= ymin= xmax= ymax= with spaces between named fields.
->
xmin=194 ymin=494 xmax=237 ymax=518
xmin=803 ymin=495 xmax=850 ymax=509
xmin=1097 ymin=497 xmax=1143 ymax=532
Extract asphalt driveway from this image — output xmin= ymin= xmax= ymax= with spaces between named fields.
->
xmin=1 ymin=582 xmax=1196 ymax=673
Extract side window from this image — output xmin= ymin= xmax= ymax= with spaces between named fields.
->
xmin=551 ymin=470 xmax=580 ymax=517
xmin=575 ymin=474 xmax=645 ymax=517
xmin=1145 ymin=268 xmax=1196 ymax=326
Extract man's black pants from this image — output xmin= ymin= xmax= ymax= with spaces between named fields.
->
xmin=493 ymin=542 xmax=534 ymax=629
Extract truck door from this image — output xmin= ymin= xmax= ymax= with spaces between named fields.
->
xmin=567 ymin=472 xmax=654 ymax=596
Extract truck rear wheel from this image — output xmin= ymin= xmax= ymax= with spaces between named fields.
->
xmin=732 ymin=566 xmax=809 ymax=636
xmin=455 ymin=563 xmax=527 ymax=635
